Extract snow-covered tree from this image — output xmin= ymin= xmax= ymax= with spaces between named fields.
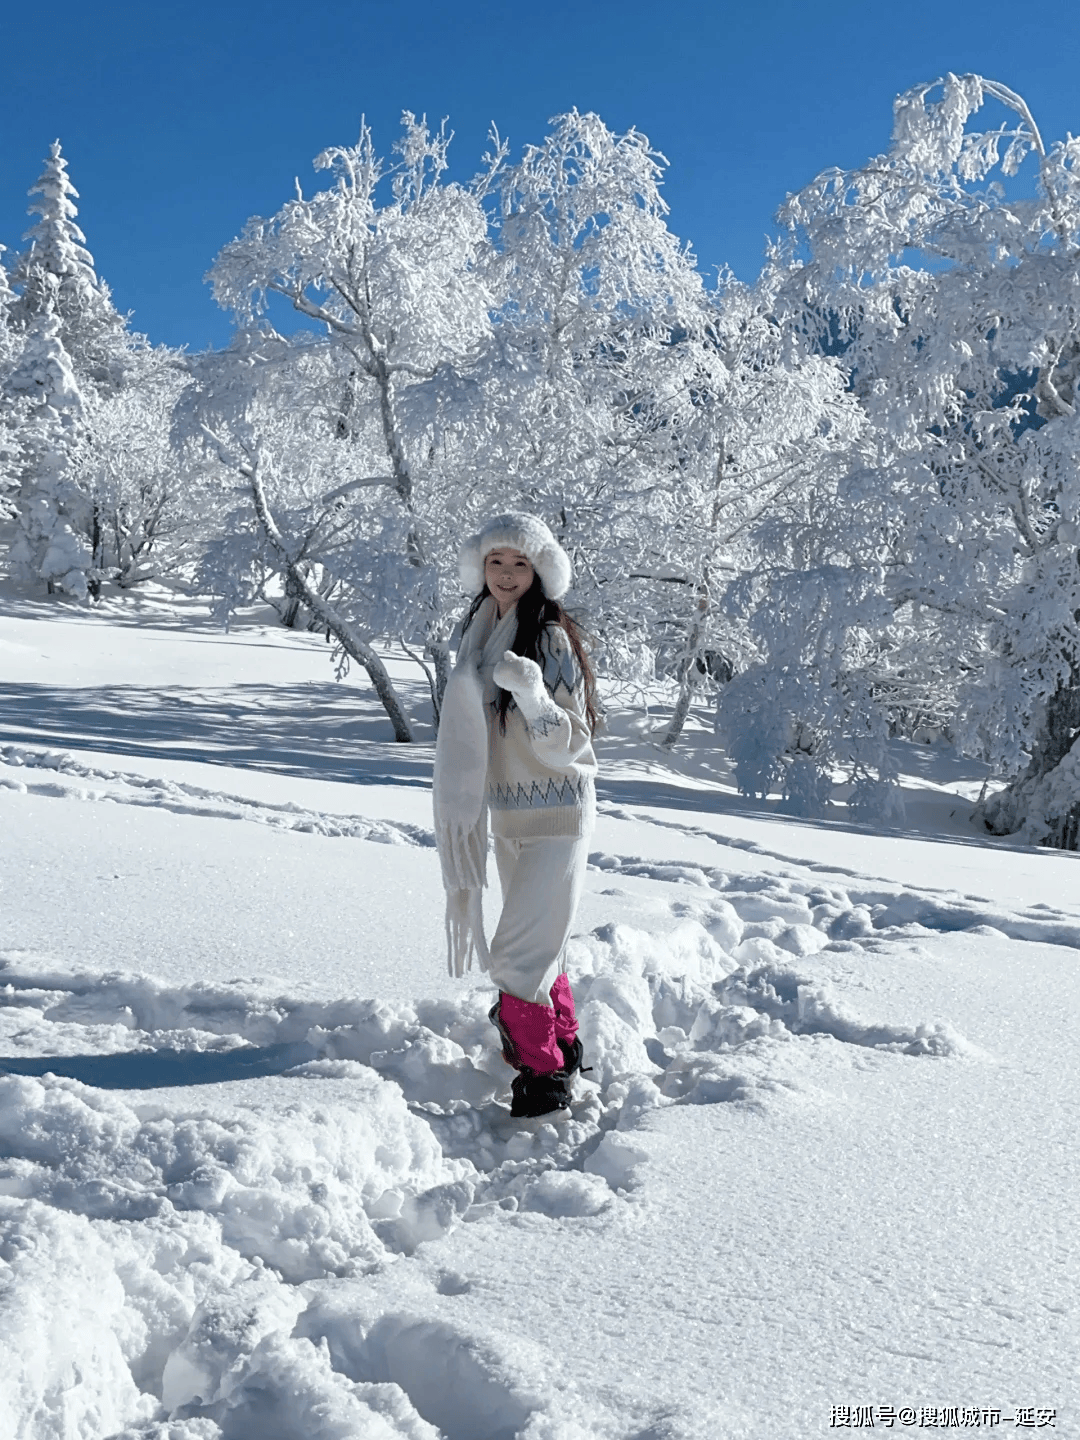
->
xmin=207 ymin=115 xmax=500 ymax=708
xmin=70 ymin=348 xmax=193 ymax=592
xmin=0 ymin=249 xmax=22 ymax=524
xmin=4 ymin=314 xmax=90 ymax=595
xmin=471 ymin=111 xmax=710 ymax=675
xmin=0 ymin=250 xmax=13 ymax=324
xmin=4 ymin=142 xmax=148 ymax=596
xmin=10 ymin=140 xmax=129 ymax=387
xmin=650 ymin=275 xmax=866 ymax=755
xmin=198 ymin=108 xmax=860 ymax=749
xmin=747 ymin=75 xmax=1080 ymax=842
xmin=179 ymin=327 xmax=419 ymax=740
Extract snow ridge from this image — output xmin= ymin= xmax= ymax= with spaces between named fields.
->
xmin=596 ymin=803 xmax=1080 ymax=947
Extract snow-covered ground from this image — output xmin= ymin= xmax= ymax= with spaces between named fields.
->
xmin=1 ymin=592 xmax=1077 ymax=1440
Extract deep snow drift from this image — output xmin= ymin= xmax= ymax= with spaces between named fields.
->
xmin=1 ymin=594 xmax=1077 ymax=1439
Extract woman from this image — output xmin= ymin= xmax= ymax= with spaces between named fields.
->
xmin=432 ymin=514 xmax=598 ymax=1120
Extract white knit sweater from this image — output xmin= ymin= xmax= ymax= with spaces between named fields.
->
xmin=471 ymin=602 xmax=597 ymax=840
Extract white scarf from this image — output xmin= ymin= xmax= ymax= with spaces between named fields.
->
xmin=432 ymin=598 xmax=517 ymax=977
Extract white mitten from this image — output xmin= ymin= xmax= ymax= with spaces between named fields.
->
xmin=492 ymin=650 xmax=549 ymax=721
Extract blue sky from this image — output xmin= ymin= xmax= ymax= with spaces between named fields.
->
xmin=3 ymin=0 xmax=1078 ymax=352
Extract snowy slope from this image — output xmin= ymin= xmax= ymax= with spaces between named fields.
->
xmin=1 ymin=595 xmax=1077 ymax=1439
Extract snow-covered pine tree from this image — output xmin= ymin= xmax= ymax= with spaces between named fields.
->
xmin=0 ymin=249 xmax=21 ymax=526
xmin=4 ymin=314 xmax=90 ymax=595
xmin=0 ymin=250 xmax=12 ymax=318
xmin=0 ymin=249 xmax=15 ymax=364
xmin=5 ymin=142 xmax=144 ymax=596
xmin=10 ymin=141 xmax=129 ymax=386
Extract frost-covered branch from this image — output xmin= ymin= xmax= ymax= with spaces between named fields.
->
xmin=243 ymin=446 xmax=414 ymax=743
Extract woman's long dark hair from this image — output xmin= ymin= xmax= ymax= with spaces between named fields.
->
xmin=463 ymin=574 xmax=598 ymax=735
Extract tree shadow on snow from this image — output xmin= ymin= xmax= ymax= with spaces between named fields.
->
xmin=0 ymin=1040 xmax=320 ymax=1089
xmin=594 ymin=769 xmax=1060 ymax=857
xmin=5 ymin=680 xmax=1061 ymax=861
xmin=0 ymin=681 xmax=434 ymax=787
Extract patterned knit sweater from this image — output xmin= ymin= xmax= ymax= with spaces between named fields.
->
xmin=473 ymin=605 xmax=597 ymax=840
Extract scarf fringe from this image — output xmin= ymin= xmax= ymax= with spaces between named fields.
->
xmin=435 ymin=815 xmax=490 ymax=977
xmin=445 ymin=886 xmax=490 ymax=978
xmin=434 ymin=815 xmax=488 ymax=893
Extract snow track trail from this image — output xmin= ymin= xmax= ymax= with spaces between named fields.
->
xmin=0 ymin=744 xmax=432 ymax=846
xmin=4 ymin=742 xmax=1077 ymax=944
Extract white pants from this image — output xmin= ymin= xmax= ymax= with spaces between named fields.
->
xmin=487 ymin=834 xmax=591 ymax=1005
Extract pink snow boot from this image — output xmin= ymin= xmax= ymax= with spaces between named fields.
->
xmin=489 ymin=978 xmax=591 ymax=1119
xmin=549 ymin=973 xmax=589 ymax=1077
xmin=489 ymin=991 xmax=564 ymax=1074
xmin=550 ymin=972 xmax=578 ymax=1046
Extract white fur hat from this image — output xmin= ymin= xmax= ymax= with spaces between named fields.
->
xmin=458 ymin=512 xmax=572 ymax=599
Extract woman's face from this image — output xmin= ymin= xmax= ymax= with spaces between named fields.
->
xmin=485 ymin=547 xmax=535 ymax=615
